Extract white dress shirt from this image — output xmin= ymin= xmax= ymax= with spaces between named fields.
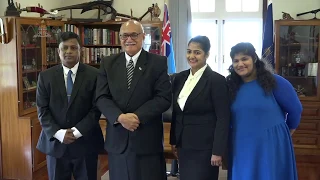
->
xmin=114 ymin=49 xmax=143 ymax=124
xmin=125 ymin=48 xmax=142 ymax=67
xmin=54 ymin=62 xmax=83 ymax=143
xmin=177 ymin=64 xmax=208 ymax=111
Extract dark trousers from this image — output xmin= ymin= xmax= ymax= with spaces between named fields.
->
xmin=108 ymin=142 xmax=167 ymax=180
xmin=46 ymin=151 xmax=98 ymax=180
xmin=178 ymin=148 xmax=219 ymax=180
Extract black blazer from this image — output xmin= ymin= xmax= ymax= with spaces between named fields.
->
xmin=169 ymin=66 xmax=231 ymax=156
xmin=36 ymin=63 xmax=104 ymax=158
xmin=162 ymin=74 xmax=176 ymax=123
xmin=96 ymin=49 xmax=172 ymax=154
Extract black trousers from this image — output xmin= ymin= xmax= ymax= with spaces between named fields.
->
xmin=108 ymin=144 xmax=167 ymax=180
xmin=46 ymin=150 xmax=98 ymax=180
xmin=177 ymin=148 xmax=219 ymax=180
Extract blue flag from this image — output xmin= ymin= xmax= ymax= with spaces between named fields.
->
xmin=161 ymin=3 xmax=176 ymax=74
xmin=262 ymin=0 xmax=274 ymax=67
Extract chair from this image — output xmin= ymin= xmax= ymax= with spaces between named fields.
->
xmin=162 ymin=73 xmax=179 ymax=177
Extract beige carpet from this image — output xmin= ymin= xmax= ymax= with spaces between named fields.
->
xmin=101 ymin=165 xmax=227 ymax=180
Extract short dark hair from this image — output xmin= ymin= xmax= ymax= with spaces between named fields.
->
xmin=59 ymin=32 xmax=80 ymax=44
xmin=188 ymin=35 xmax=211 ymax=55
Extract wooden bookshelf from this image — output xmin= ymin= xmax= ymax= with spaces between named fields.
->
xmin=64 ymin=20 xmax=163 ymax=65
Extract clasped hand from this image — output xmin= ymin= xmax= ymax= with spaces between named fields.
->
xmin=63 ymin=129 xmax=76 ymax=144
xmin=118 ymin=113 xmax=140 ymax=132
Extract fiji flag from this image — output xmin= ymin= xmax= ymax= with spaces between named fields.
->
xmin=262 ymin=0 xmax=274 ymax=67
xmin=161 ymin=3 xmax=176 ymax=74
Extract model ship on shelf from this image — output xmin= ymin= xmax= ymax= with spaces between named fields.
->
xmin=50 ymin=0 xmax=154 ymax=22
xmin=297 ymin=8 xmax=320 ymax=19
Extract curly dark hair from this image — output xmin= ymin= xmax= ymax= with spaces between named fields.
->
xmin=226 ymin=42 xmax=276 ymax=101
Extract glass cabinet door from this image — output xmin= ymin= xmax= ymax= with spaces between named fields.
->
xmin=277 ymin=24 xmax=319 ymax=99
xmin=46 ymin=25 xmax=62 ymax=68
xmin=143 ymin=23 xmax=162 ymax=55
xmin=17 ymin=20 xmax=43 ymax=115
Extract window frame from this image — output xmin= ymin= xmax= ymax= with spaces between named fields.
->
xmin=191 ymin=0 xmax=265 ymax=19
xmin=190 ymin=0 xmax=267 ymax=76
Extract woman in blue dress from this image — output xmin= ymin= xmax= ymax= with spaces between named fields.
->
xmin=226 ymin=42 xmax=302 ymax=180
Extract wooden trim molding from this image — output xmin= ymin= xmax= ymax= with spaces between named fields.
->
xmin=263 ymin=0 xmax=268 ymax=31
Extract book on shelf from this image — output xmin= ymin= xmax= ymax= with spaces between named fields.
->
xmin=82 ymin=47 xmax=122 ymax=64
xmin=83 ymin=28 xmax=120 ymax=46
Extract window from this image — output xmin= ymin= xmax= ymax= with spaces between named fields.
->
xmin=221 ymin=19 xmax=263 ymax=76
xmin=191 ymin=0 xmax=215 ymax=12
xmin=191 ymin=0 xmax=263 ymax=76
xmin=191 ymin=20 xmax=218 ymax=72
xmin=226 ymin=0 xmax=260 ymax=12
xmin=242 ymin=0 xmax=260 ymax=12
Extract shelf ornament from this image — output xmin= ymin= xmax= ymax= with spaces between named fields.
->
xmin=50 ymin=0 xmax=154 ymax=22
xmin=297 ymin=8 xmax=320 ymax=20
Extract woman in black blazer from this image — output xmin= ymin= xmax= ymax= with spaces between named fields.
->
xmin=170 ymin=36 xmax=231 ymax=180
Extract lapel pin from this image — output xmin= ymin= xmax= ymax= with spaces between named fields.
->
xmin=139 ymin=67 xmax=142 ymax=70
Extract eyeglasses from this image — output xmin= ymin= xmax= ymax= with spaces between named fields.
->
xmin=119 ymin=33 xmax=142 ymax=40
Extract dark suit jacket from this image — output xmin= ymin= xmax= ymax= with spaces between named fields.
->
xmin=169 ymin=66 xmax=231 ymax=156
xmin=96 ymin=49 xmax=172 ymax=154
xmin=36 ymin=63 xmax=104 ymax=158
xmin=162 ymin=74 xmax=176 ymax=123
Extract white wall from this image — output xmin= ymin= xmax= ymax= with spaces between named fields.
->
xmin=58 ymin=0 xmax=165 ymax=21
xmin=0 ymin=0 xmax=64 ymax=17
xmin=273 ymin=0 xmax=320 ymax=20
xmin=0 ymin=0 xmax=166 ymax=21
xmin=0 ymin=0 xmax=319 ymax=21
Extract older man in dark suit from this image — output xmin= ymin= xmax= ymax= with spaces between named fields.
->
xmin=96 ymin=20 xmax=172 ymax=180
xmin=36 ymin=32 xmax=104 ymax=180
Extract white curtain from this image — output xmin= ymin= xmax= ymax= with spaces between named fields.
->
xmin=168 ymin=0 xmax=192 ymax=72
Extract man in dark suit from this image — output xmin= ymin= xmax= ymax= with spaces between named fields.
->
xmin=96 ymin=20 xmax=172 ymax=180
xmin=36 ymin=32 xmax=104 ymax=180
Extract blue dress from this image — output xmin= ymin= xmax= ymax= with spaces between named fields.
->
xmin=228 ymin=74 xmax=302 ymax=180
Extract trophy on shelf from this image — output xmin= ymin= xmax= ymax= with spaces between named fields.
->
xmin=294 ymin=85 xmax=306 ymax=97
xmin=151 ymin=3 xmax=161 ymax=21
xmin=31 ymin=58 xmax=36 ymax=69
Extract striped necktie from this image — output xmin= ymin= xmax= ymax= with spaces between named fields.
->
xmin=126 ymin=58 xmax=134 ymax=90
xmin=67 ymin=70 xmax=73 ymax=102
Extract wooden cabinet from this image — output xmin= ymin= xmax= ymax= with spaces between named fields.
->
xmin=275 ymin=19 xmax=320 ymax=180
xmin=32 ymin=120 xmax=47 ymax=172
xmin=16 ymin=18 xmax=64 ymax=116
xmin=0 ymin=17 xmax=64 ymax=179
xmin=0 ymin=16 xmax=163 ymax=179
xmin=142 ymin=21 xmax=162 ymax=55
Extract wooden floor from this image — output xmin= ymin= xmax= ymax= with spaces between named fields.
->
xmin=30 ymin=155 xmax=228 ymax=180
xmin=33 ymin=154 xmax=109 ymax=180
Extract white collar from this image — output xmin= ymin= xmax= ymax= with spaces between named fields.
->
xmin=189 ymin=64 xmax=207 ymax=78
xmin=125 ymin=49 xmax=142 ymax=62
xmin=62 ymin=62 xmax=79 ymax=75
